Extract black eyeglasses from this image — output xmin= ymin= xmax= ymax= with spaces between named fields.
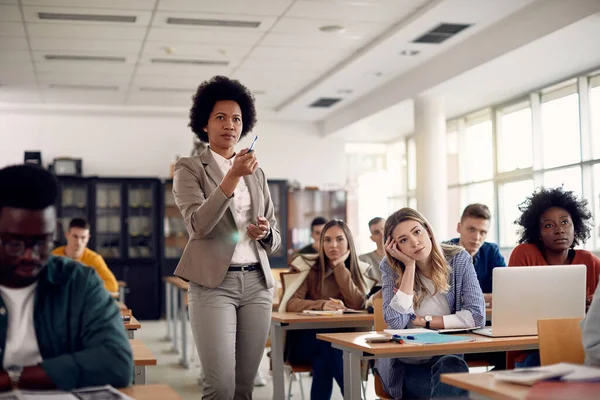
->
xmin=0 ymin=238 xmax=52 ymax=257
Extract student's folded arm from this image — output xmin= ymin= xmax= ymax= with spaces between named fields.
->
xmin=92 ymin=255 xmax=119 ymax=293
xmin=257 ymin=168 xmax=281 ymax=254
xmin=448 ymin=251 xmax=485 ymax=329
xmin=40 ymin=270 xmax=133 ymax=390
xmin=332 ymin=266 xmax=365 ymax=310
xmin=285 ymin=276 xmax=327 ymax=311
xmin=380 ymin=260 xmax=411 ymax=329
xmin=173 ymin=158 xmax=233 ymax=238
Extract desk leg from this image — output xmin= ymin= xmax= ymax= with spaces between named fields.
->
xmin=342 ymin=351 xmax=362 ymax=400
xmin=271 ymin=324 xmax=285 ymax=400
xmin=171 ymin=287 xmax=179 ymax=353
xmin=164 ymin=281 xmax=172 ymax=340
xmin=127 ymin=330 xmax=134 ymax=339
xmin=180 ymin=291 xmax=189 ymax=368
xmin=134 ymin=366 xmax=146 ymax=385
xmin=119 ymin=286 xmax=126 ymax=304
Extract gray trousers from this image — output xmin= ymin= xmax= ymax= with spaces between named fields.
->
xmin=188 ymin=270 xmax=273 ymax=400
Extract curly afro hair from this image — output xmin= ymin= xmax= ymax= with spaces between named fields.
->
xmin=188 ymin=75 xmax=257 ymax=143
xmin=515 ymin=186 xmax=592 ymax=247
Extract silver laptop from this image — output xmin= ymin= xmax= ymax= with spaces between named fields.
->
xmin=473 ymin=265 xmax=586 ymax=337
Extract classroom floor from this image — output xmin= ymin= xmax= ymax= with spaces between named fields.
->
xmin=136 ymin=320 xmax=379 ymax=399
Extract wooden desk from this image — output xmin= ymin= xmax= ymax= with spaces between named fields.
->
xmin=117 ymin=300 xmax=128 ymax=311
xmin=270 ymin=311 xmax=374 ymax=399
xmin=162 ymin=276 xmax=191 ymax=368
xmin=316 ymin=331 xmax=538 ymax=400
xmin=131 ymin=339 xmax=157 ymax=385
xmin=125 ymin=316 xmax=142 ymax=339
xmin=441 ymin=371 xmax=600 ymax=400
xmin=120 ymin=384 xmax=181 ymax=400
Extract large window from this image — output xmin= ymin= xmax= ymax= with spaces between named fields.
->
xmin=543 ymin=166 xmax=582 ymax=197
xmin=460 ymin=118 xmax=494 ymax=183
xmin=447 ymin=71 xmax=600 ymax=250
xmin=497 ymin=104 xmax=533 ymax=173
xmin=499 ymin=179 xmax=534 ymax=248
xmin=591 ymin=76 xmax=600 ymax=160
xmin=540 ymin=87 xmax=581 ymax=169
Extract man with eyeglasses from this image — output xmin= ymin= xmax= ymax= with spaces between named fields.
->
xmin=0 ymin=165 xmax=132 ymax=391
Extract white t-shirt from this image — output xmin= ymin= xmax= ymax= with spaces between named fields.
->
xmin=0 ymin=283 xmax=43 ymax=367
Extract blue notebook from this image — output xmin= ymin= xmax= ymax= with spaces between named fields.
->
xmin=392 ymin=332 xmax=475 ymax=345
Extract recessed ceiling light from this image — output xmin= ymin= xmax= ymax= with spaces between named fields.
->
xmin=319 ymin=25 xmax=345 ymax=33
xmin=337 ymin=89 xmax=353 ymax=95
xmin=364 ymin=71 xmax=383 ymax=78
xmin=399 ymin=49 xmax=420 ymax=56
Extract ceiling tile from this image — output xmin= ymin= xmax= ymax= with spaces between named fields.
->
xmin=0 ymin=0 xmax=18 ymax=5
xmin=135 ymin=63 xmax=231 ymax=78
xmin=22 ymin=0 xmax=155 ymax=10
xmin=41 ymin=90 xmax=127 ymax=105
xmin=30 ymin=37 xmax=143 ymax=53
xmin=260 ymin=32 xmax=364 ymax=49
xmin=147 ymin=27 xmax=264 ymax=46
xmin=32 ymin=50 xmax=136 ymax=64
xmin=271 ymin=17 xmax=378 ymax=38
xmin=152 ymin=11 xmax=276 ymax=32
xmin=37 ymin=72 xmax=131 ymax=85
xmin=0 ymin=5 xmax=21 ymax=22
xmin=35 ymin=61 xmax=135 ymax=75
xmin=0 ymin=88 xmax=41 ymax=104
xmin=127 ymin=91 xmax=193 ymax=107
xmin=0 ymin=61 xmax=34 ymax=72
xmin=157 ymin=0 xmax=293 ymax=16
xmin=0 ymin=22 xmax=26 ymax=36
xmin=0 ymin=50 xmax=31 ymax=62
xmin=142 ymin=42 xmax=250 ymax=59
xmin=22 ymin=6 xmax=153 ymax=26
xmin=0 ymin=36 xmax=28 ymax=51
xmin=0 ymin=70 xmax=36 ymax=84
xmin=27 ymin=22 xmax=147 ymax=40
xmin=288 ymin=0 xmax=427 ymax=22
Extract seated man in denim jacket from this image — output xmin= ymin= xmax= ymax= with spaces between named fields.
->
xmin=0 ymin=164 xmax=132 ymax=390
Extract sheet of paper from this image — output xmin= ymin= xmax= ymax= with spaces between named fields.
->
xmin=383 ymin=328 xmax=431 ymax=335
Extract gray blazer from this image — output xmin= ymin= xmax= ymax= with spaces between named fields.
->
xmin=172 ymin=148 xmax=281 ymax=289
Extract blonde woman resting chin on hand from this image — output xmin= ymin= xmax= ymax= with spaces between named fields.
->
xmin=374 ymin=207 xmax=485 ymax=399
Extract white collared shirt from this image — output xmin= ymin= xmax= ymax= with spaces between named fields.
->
xmin=211 ymin=149 xmax=260 ymax=265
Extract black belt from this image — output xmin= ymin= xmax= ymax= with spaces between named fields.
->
xmin=228 ymin=263 xmax=260 ymax=272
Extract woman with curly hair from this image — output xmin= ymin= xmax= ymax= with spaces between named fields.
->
xmin=509 ymin=187 xmax=600 ymax=304
xmin=375 ymin=208 xmax=485 ymax=399
xmin=172 ymin=76 xmax=280 ymax=399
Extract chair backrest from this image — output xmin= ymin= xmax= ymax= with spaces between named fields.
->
xmin=374 ymin=297 xmax=387 ymax=331
xmin=280 ymin=271 xmax=302 ymax=303
xmin=537 ymin=318 xmax=585 ymax=366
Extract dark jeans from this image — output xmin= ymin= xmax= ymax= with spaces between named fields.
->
xmin=285 ymin=329 xmax=345 ymax=400
xmin=401 ymin=355 xmax=469 ymax=399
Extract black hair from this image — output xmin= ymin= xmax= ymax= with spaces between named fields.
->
xmin=69 ymin=217 xmax=90 ymax=230
xmin=515 ymin=186 xmax=592 ymax=247
xmin=368 ymin=217 xmax=384 ymax=228
xmin=311 ymin=217 xmax=328 ymax=230
xmin=189 ymin=75 xmax=257 ymax=143
xmin=0 ymin=164 xmax=58 ymax=213
xmin=461 ymin=203 xmax=491 ymax=221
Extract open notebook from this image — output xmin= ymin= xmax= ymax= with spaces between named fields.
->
xmin=301 ymin=309 xmax=366 ymax=316
xmin=493 ymin=363 xmax=600 ymax=386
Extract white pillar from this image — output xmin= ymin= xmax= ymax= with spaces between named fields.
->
xmin=414 ymin=95 xmax=447 ymax=237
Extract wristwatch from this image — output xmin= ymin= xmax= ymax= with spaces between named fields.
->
xmin=424 ymin=315 xmax=433 ymax=330
xmin=6 ymin=365 xmax=23 ymax=389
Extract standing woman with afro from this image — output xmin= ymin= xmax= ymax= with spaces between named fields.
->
xmin=172 ymin=76 xmax=280 ymax=399
xmin=509 ymin=186 xmax=600 ymax=306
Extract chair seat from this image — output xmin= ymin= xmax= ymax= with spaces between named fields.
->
xmin=285 ymin=362 xmax=312 ymax=373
